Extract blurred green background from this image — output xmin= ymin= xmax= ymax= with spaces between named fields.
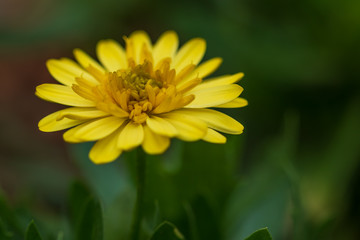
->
xmin=0 ymin=0 xmax=359 ymax=239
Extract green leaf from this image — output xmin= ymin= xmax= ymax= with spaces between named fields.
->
xmin=0 ymin=217 xmax=13 ymax=239
xmin=68 ymin=181 xmax=103 ymax=240
xmin=25 ymin=221 xmax=42 ymax=240
xmin=184 ymin=197 xmax=220 ymax=240
xmin=68 ymin=180 xmax=92 ymax=227
xmin=75 ymin=196 xmax=103 ymax=240
xmin=244 ymin=228 xmax=272 ymax=240
xmin=57 ymin=231 xmax=64 ymax=240
xmin=0 ymin=190 xmax=22 ymax=237
xmin=150 ymin=221 xmax=185 ymax=240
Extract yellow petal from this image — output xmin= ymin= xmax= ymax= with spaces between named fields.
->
xmin=96 ymin=39 xmax=127 ymax=72
xmin=185 ymin=84 xmax=243 ymax=108
xmin=46 ymin=58 xmax=98 ymax=86
xmin=176 ymin=77 xmax=202 ymax=94
xmin=153 ymin=31 xmax=179 ymax=64
xmin=38 ymin=109 xmax=86 ymax=132
xmin=73 ymin=48 xmax=106 ymax=74
xmin=172 ymin=38 xmax=206 ymax=72
xmin=191 ymin=72 xmax=244 ymax=91
xmin=56 ymin=107 xmax=110 ymax=120
xmin=202 ymin=128 xmax=227 ymax=143
xmin=142 ymin=125 xmax=170 ymax=154
xmin=63 ymin=116 xmax=126 ymax=142
xmin=214 ymin=97 xmax=248 ymax=108
xmin=89 ymin=128 xmax=123 ymax=164
xmin=146 ymin=116 xmax=178 ymax=137
xmin=173 ymin=64 xmax=196 ymax=85
xmin=161 ymin=111 xmax=207 ymax=141
xmin=177 ymin=57 xmax=222 ymax=87
xmin=175 ymin=109 xmax=244 ymax=134
xmin=35 ymin=84 xmax=96 ymax=107
xmin=128 ymin=31 xmax=152 ymax=64
xmin=117 ymin=121 xmax=144 ymax=150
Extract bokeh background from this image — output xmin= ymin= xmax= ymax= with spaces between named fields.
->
xmin=1 ymin=0 xmax=359 ymax=239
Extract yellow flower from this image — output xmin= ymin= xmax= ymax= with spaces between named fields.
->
xmin=36 ymin=31 xmax=247 ymax=164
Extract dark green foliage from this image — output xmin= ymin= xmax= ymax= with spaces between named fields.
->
xmin=0 ymin=191 xmax=25 ymax=240
xmin=68 ymin=181 xmax=92 ymax=229
xmin=75 ymin=196 xmax=103 ymax=240
xmin=0 ymin=217 xmax=13 ymax=239
xmin=25 ymin=221 xmax=42 ymax=240
xmin=68 ymin=181 xmax=103 ymax=240
xmin=150 ymin=221 xmax=185 ymax=240
xmin=244 ymin=228 xmax=272 ymax=240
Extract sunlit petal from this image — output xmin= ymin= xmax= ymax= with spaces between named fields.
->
xmin=172 ymin=38 xmax=206 ymax=72
xmin=117 ymin=121 xmax=144 ymax=150
xmin=35 ymin=84 xmax=95 ymax=107
xmin=142 ymin=125 xmax=170 ymax=154
xmin=89 ymin=128 xmax=123 ymax=164
xmin=96 ymin=39 xmax=127 ymax=72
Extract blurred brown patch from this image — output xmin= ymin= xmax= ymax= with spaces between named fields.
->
xmin=0 ymin=44 xmax=78 ymax=201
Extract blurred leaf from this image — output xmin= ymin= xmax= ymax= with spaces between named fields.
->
xmin=143 ymin=200 xmax=162 ymax=237
xmin=140 ymin=135 xmax=244 ymax=239
xmin=69 ymin=143 xmax=128 ymax=207
xmin=183 ymin=202 xmax=199 ymax=240
xmin=223 ymin=167 xmax=290 ymax=240
xmin=57 ymin=231 xmax=64 ymax=240
xmin=223 ymin=112 xmax=299 ymax=240
xmin=177 ymin=138 xmax=241 ymax=202
xmin=25 ymin=221 xmax=42 ymax=240
xmin=244 ymin=228 xmax=272 ymax=240
xmin=300 ymin=97 xmax=360 ymax=223
xmin=75 ymin=196 xmax=103 ymax=240
xmin=68 ymin=180 xmax=92 ymax=228
xmin=0 ymin=217 xmax=13 ymax=239
xmin=68 ymin=180 xmax=103 ymax=240
xmin=0 ymin=190 xmax=23 ymax=238
xmin=101 ymin=188 xmax=135 ymax=240
xmin=69 ymin=144 xmax=134 ymax=240
xmin=184 ymin=196 xmax=220 ymax=240
xmin=150 ymin=221 xmax=185 ymax=240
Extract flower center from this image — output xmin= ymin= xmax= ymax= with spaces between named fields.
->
xmin=72 ymin=59 xmax=199 ymax=124
xmin=118 ymin=63 xmax=163 ymax=101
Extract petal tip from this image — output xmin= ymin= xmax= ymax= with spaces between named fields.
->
xmin=73 ymin=48 xmax=81 ymax=56
xmin=45 ymin=59 xmax=57 ymax=68
xmin=235 ymin=72 xmax=245 ymax=80
xmin=214 ymin=57 xmax=223 ymax=63
xmin=234 ymin=125 xmax=244 ymax=134
xmin=129 ymin=30 xmax=150 ymax=39
xmin=194 ymin=38 xmax=206 ymax=50
xmin=89 ymin=152 xmax=118 ymax=165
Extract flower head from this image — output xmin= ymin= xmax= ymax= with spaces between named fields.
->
xmin=36 ymin=31 xmax=247 ymax=164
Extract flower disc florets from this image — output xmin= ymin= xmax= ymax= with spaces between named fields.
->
xmin=72 ymin=56 xmax=196 ymax=125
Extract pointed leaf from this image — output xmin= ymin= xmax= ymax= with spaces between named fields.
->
xmin=68 ymin=180 xmax=92 ymax=228
xmin=244 ymin=228 xmax=272 ymax=240
xmin=75 ymin=196 xmax=103 ymax=240
xmin=150 ymin=221 xmax=185 ymax=240
xmin=25 ymin=221 xmax=42 ymax=240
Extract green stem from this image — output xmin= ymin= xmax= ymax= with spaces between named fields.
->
xmin=130 ymin=149 xmax=146 ymax=240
